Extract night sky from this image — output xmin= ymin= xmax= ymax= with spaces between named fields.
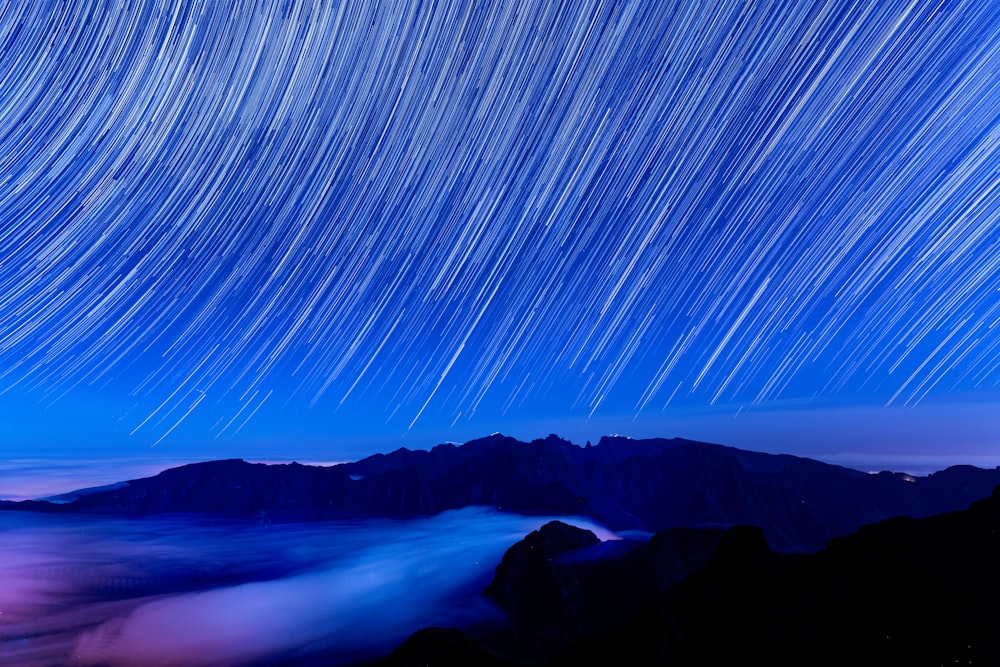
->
xmin=2 ymin=1 xmax=999 ymax=465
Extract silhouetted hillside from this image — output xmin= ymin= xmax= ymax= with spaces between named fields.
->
xmin=379 ymin=487 xmax=1000 ymax=666
xmin=5 ymin=434 xmax=1000 ymax=552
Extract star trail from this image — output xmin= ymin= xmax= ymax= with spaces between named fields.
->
xmin=1 ymin=1 xmax=999 ymax=453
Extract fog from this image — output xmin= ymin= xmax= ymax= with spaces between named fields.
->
xmin=0 ymin=508 xmax=614 ymax=666
xmin=0 ymin=458 xmax=198 ymax=501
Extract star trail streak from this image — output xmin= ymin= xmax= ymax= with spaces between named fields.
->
xmin=1 ymin=0 xmax=999 ymax=450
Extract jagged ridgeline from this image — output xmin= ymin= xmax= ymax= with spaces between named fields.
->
xmin=6 ymin=434 xmax=1000 ymax=553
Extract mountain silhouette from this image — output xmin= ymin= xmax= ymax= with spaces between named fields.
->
xmin=5 ymin=433 xmax=999 ymax=554
xmin=379 ymin=487 xmax=1000 ymax=666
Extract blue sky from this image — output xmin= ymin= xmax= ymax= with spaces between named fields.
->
xmin=1 ymin=0 xmax=998 ymax=465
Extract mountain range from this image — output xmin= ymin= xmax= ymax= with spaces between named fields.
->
xmin=4 ymin=433 xmax=999 ymax=665
xmin=5 ymin=433 xmax=1000 ymax=553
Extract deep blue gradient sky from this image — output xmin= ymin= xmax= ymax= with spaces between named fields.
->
xmin=1 ymin=1 xmax=999 ymax=463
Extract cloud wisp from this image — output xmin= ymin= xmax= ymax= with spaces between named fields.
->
xmin=0 ymin=508 xmax=612 ymax=666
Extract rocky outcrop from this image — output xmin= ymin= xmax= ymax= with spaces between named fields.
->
xmin=479 ymin=520 xmax=734 ymax=659
xmin=482 ymin=521 xmax=601 ymax=655
xmin=379 ymin=486 xmax=1000 ymax=666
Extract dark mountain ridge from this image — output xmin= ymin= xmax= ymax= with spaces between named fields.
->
xmin=4 ymin=433 xmax=999 ymax=552
xmin=380 ymin=487 xmax=1000 ymax=667
xmin=548 ymin=485 xmax=1000 ymax=666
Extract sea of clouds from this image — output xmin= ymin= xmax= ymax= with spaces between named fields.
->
xmin=0 ymin=507 xmax=614 ymax=666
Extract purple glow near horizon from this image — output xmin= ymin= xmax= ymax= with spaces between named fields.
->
xmin=0 ymin=508 xmax=616 ymax=666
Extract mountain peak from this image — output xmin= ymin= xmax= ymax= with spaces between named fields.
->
xmin=6 ymin=434 xmax=1000 ymax=554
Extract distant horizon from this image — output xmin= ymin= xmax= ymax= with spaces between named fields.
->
xmin=4 ymin=392 xmax=998 ymax=465
xmin=3 ymin=420 xmax=999 ymax=502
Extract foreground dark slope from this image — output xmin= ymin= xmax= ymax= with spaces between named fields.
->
xmin=381 ymin=489 xmax=1000 ymax=666
xmin=7 ymin=433 xmax=1000 ymax=551
xmin=556 ymin=488 xmax=1000 ymax=666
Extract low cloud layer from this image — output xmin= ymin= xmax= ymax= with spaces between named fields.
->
xmin=0 ymin=508 xmax=613 ymax=666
